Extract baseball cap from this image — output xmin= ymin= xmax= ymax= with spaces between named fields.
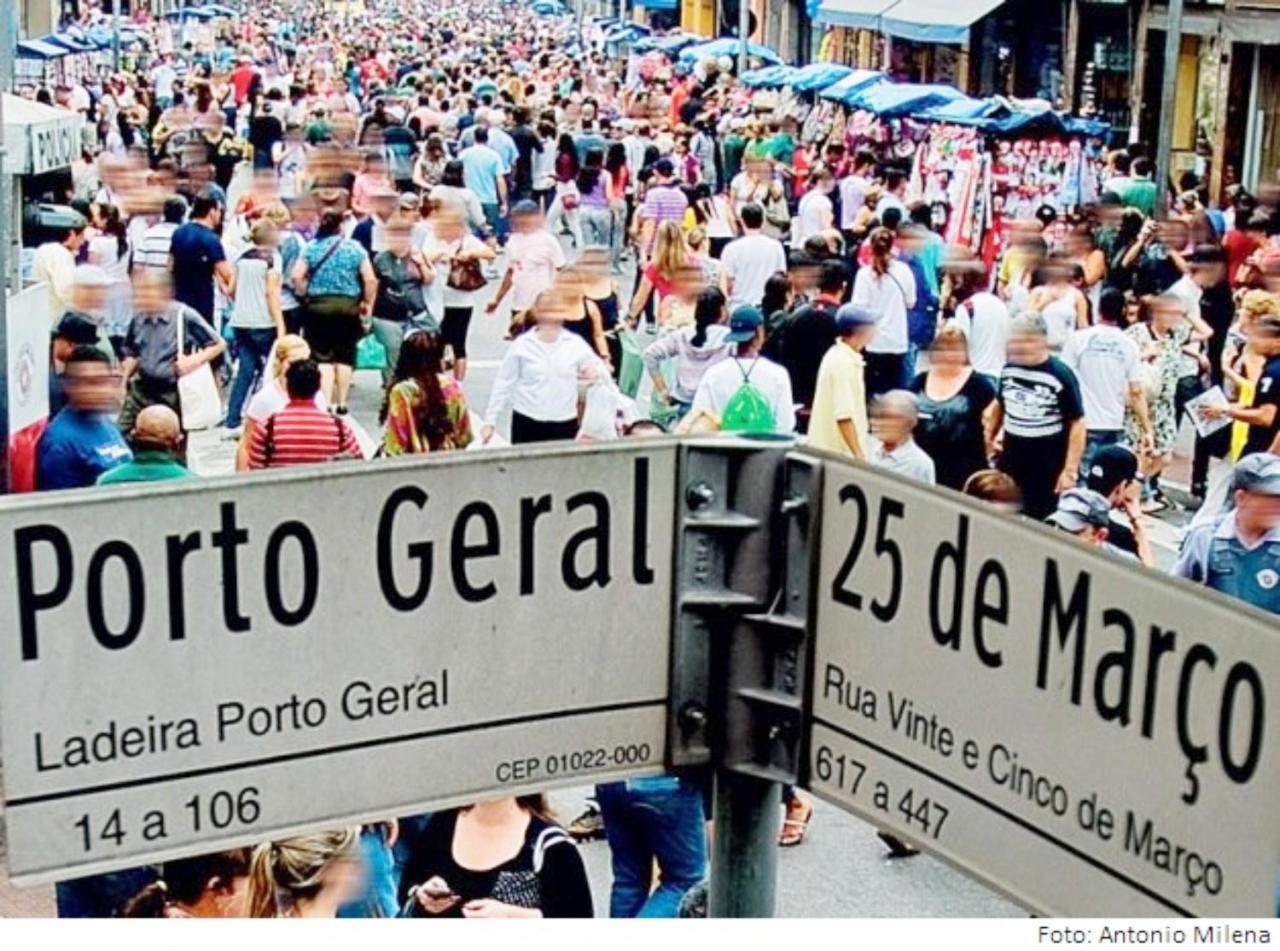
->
xmin=52 ymin=312 xmax=100 ymax=345
xmin=1230 ymin=454 xmax=1280 ymax=496
xmin=1047 ymin=488 xmax=1112 ymax=533
xmin=511 ymin=199 xmax=541 ymax=215
xmin=835 ymin=304 xmax=876 ymax=335
xmin=398 ymin=192 xmax=422 ymax=211
xmin=653 ymin=157 xmax=675 ymax=177
xmin=726 ymin=305 xmax=764 ymax=343
xmin=1085 ymin=445 xmax=1139 ymax=495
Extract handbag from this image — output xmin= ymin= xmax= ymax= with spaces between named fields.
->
xmin=446 ymin=242 xmax=487 ymax=293
xmin=175 ymin=310 xmax=223 ymax=431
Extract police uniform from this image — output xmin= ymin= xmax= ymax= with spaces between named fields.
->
xmin=1173 ymin=453 xmax=1280 ymax=614
xmin=1173 ymin=516 xmax=1280 ymax=615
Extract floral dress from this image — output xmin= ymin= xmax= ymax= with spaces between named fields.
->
xmin=1124 ymin=321 xmax=1189 ymax=456
xmin=382 ymin=375 xmax=473 ymax=456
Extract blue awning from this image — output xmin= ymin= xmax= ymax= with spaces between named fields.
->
xmin=817 ymin=68 xmax=885 ymax=104
xmin=880 ymin=0 xmax=1005 ymax=44
xmin=741 ymin=65 xmax=799 ymax=88
xmin=639 ymin=0 xmax=680 ymax=10
xmin=813 ymin=0 xmax=898 ymax=29
xmin=45 ymin=32 xmax=97 ymax=53
xmin=16 ymin=39 xmax=68 ymax=60
xmin=679 ymin=38 xmax=783 ymax=64
xmin=847 ymin=81 xmax=965 ymax=117
xmin=787 ymin=62 xmax=853 ymax=92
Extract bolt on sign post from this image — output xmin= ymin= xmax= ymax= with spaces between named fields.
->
xmin=0 ymin=444 xmax=675 ymax=883
xmin=802 ymin=454 xmax=1280 ymax=917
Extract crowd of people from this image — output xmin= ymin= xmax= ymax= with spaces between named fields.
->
xmin=12 ymin=0 xmax=1280 ymax=920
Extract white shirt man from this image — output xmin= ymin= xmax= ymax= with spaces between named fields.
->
xmin=794 ymin=184 xmax=834 ymax=251
xmin=719 ymin=207 xmax=787 ymax=313
xmin=952 ymin=291 xmax=1011 ymax=378
xmin=839 ymin=169 xmax=872 ymax=231
xmin=1061 ymin=322 xmax=1143 ymax=434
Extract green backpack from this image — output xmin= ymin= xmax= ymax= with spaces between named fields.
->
xmin=720 ymin=359 xmax=777 ymax=434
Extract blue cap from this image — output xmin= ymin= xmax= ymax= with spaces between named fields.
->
xmin=511 ymin=199 xmax=541 ymax=215
xmin=835 ymin=303 xmax=877 ymax=334
xmin=726 ymin=305 xmax=764 ymax=343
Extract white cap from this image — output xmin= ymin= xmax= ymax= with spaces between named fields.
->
xmin=73 ymin=265 xmax=114 ymax=288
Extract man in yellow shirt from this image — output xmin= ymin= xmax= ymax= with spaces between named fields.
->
xmin=807 ymin=304 xmax=876 ymax=460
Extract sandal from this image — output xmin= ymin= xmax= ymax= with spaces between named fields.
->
xmin=779 ymin=802 xmax=813 ymax=847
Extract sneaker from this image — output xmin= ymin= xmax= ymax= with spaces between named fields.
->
xmin=567 ymin=804 xmax=605 ymax=841
xmin=220 ymin=425 xmax=243 ymax=441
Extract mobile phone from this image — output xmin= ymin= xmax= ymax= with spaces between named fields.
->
xmin=423 ymin=880 xmax=455 ymax=899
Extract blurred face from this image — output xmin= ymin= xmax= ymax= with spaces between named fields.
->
xmin=930 ymin=337 xmax=968 ymax=369
xmin=871 ymin=407 xmax=913 ymax=446
xmin=1150 ymin=300 xmax=1186 ymax=333
xmin=1007 ymin=330 xmax=1048 ymax=365
xmin=64 ymin=360 xmax=120 ymax=414
xmin=434 ymin=211 xmax=464 ymax=241
xmin=1234 ymin=490 xmax=1280 ymax=536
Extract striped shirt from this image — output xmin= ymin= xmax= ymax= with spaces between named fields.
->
xmin=247 ymin=401 xmax=360 ymax=469
xmin=997 ymin=358 xmax=1084 ymax=441
xmin=641 ymin=184 xmax=689 ymax=228
xmin=134 ymin=222 xmax=180 ymax=271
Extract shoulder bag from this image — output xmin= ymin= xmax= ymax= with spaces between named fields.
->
xmin=175 ymin=309 xmax=223 ymax=431
xmin=446 ymin=240 xmax=487 ymax=293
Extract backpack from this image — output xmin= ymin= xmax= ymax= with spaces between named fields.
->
xmin=895 ymin=255 xmax=940 ymax=348
xmin=720 ymin=359 xmax=776 ymax=434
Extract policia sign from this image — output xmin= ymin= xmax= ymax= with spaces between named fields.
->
xmin=0 ymin=444 xmax=673 ymax=883
xmin=808 ymin=456 xmax=1279 ymax=918
xmin=0 ymin=440 xmax=1275 ymax=917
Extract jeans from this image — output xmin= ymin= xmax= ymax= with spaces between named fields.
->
xmin=1079 ymin=429 xmax=1123 ymax=486
xmin=481 ymin=202 xmax=507 ymax=244
xmin=580 ymin=205 xmax=613 ymax=250
xmin=596 ymin=775 xmax=708 ymax=918
xmin=225 ymin=327 xmax=278 ymax=428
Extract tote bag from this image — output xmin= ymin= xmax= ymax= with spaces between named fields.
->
xmin=176 ymin=311 xmax=223 ymax=431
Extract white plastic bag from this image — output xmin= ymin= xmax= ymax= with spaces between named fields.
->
xmin=578 ymin=380 xmax=621 ymax=442
xmin=176 ymin=314 xmax=222 ymax=431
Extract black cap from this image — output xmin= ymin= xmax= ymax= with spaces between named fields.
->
xmin=52 ymin=312 xmax=100 ymax=345
xmin=1085 ymin=445 xmax=1139 ymax=496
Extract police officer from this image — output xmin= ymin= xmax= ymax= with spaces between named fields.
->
xmin=1172 ymin=454 xmax=1280 ymax=614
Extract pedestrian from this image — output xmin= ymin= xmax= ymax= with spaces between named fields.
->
xmin=627 ymin=221 xmax=692 ymax=329
xmin=399 ymin=797 xmax=593 ymax=918
xmin=719 ymin=203 xmax=787 ymax=313
xmin=486 ymin=201 xmax=566 ymax=333
xmin=642 ymin=287 xmax=731 ymax=419
xmin=293 ymin=209 xmax=377 ymax=414
xmin=807 ymin=303 xmax=877 ymax=460
xmin=458 ymin=125 xmax=509 ymax=243
xmin=869 ymin=390 xmax=936 ymax=484
xmin=380 ymin=329 xmax=474 ymax=455
xmin=169 ymin=187 xmax=235 ymax=324
xmin=122 ymin=850 xmax=252 ymax=918
xmin=576 ymin=147 xmax=615 ymax=253
xmin=1082 ymin=444 xmax=1155 ymax=566
xmin=246 ymin=829 xmax=364 ymax=918
xmin=36 ymin=347 xmax=132 ymax=491
xmin=690 ymin=305 xmax=796 ymax=434
xmin=246 ymin=359 xmax=361 ymax=469
xmin=371 ymin=218 xmax=438 ymax=383
xmin=234 ymin=335 xmax=320 ymax=471
xmin=32 ymin=215 xmax=89 ymax=322
xmin=97 ymin=405 xmax=194 ymax=485
xmin=987 ymin=313 xmax=1086 ymax=520
xmin=1046 ymin=488 xmax=1140 ymax=562
xmin=120 ymin=269 xmax=227 ymax=435
xmin=1060 ymin=285 xmax=1153 ymax=479
xmin=1025 ymin=254 xmax=1089 ymax=352
xmin=1173 ymin=454 xmax=1280 ymax=614
xmin=852 ymin=227 xmax=917 ymax=398
xmin=134 ymin=195 xmax=189 ymax=272
xmin=910 ymin=325 xmax=998 ymax=491
xmin=768 ymin=260 xmax=847 ymax=430
xmin=420 ymin=208 xmax=496 ymax=382
xmin=429 ymin=160 xmax=488 ymax=236
xmin=483 ymin=289 xmax=605 ymax=444
xmin=225 ymin=218 xmax=288 ymax=433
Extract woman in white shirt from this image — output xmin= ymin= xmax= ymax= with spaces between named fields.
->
xmin=482 ymin=289 xmax=605 ymax=445
xmin=852 ymin=227 xmax=917 ymax=399
xmin=420 ymin=208 xmax=496 ymax=382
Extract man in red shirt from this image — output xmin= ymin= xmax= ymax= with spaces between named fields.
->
xmin=1225 ymin=210 xmax=1270 ymax=288
xmin=248 ymin=360 xmax=361 ymax=469
xmin=229 ymin=55 xmax=259 ymax=107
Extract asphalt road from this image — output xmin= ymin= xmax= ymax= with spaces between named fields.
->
xmin=1 ymin=237 xmax=1198 ymax=918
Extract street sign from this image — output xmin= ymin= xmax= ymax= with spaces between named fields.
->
xmin=0 ymin=443 xmax=674 ymax=883
xmin=806 ymin=456 xmax=1280 ymax=917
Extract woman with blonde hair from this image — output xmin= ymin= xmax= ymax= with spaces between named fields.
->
xmin=234 ymin=334 xmax=322 ymax=470
xmin=246 ymin=828 xmax=363 ymax=918
xmin=627 ymin=220 xmax=690 ymax=328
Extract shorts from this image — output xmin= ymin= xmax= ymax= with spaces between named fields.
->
xmin=441 ymin=305 xmax=473 ymax=360
xmin=305 ymin=295 xmax=364 ymax=366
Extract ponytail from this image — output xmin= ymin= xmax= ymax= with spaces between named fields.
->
xmin=691 ymin=287 xmax=725 ymax=349
xmin=122 ymin=881 xmax=169 ymax=918
xmin=869 ymin=227 xmax=894 ymax=277
xmin=246 ymin=842 xmax=280 ymax=919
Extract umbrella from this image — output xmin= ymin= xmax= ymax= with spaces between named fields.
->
xmin=678 ymin=37 xmax=782 ymax=64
